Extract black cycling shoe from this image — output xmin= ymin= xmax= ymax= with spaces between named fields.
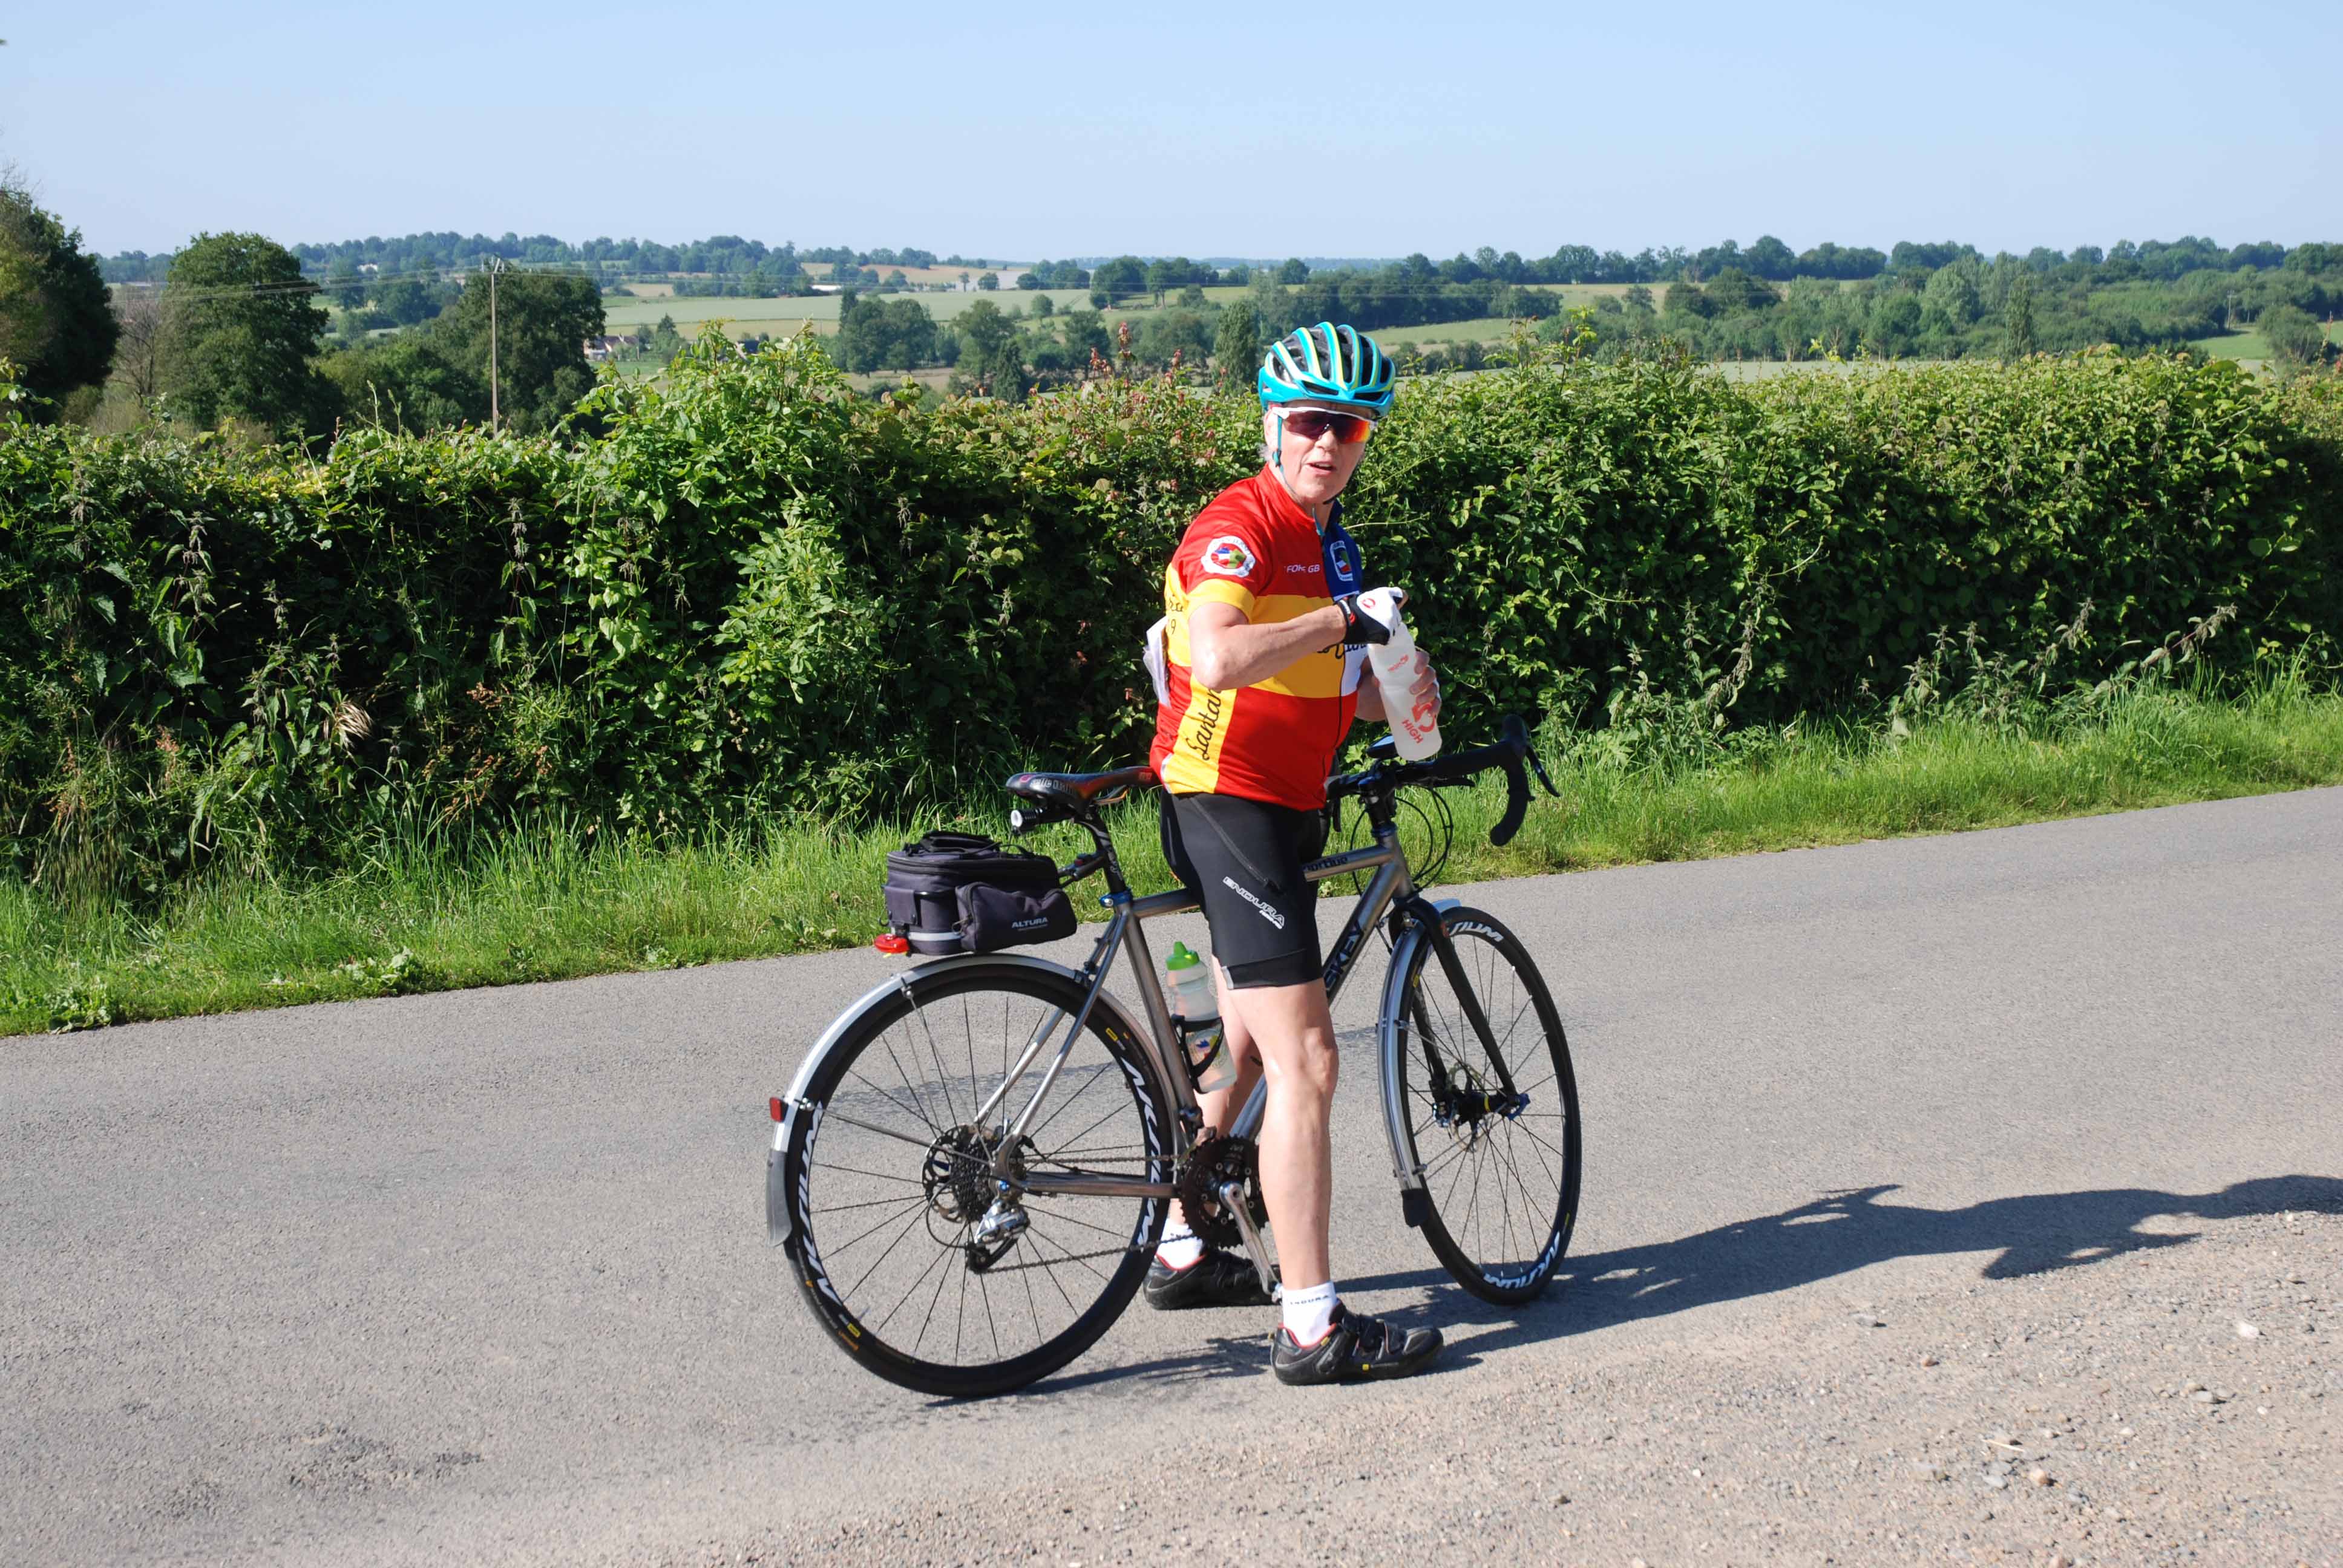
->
xmin=1144 ymin=1247 xmax=1276 ymax=1309
xmin=1271 ymin=1304 xmax=1443 ymax=1385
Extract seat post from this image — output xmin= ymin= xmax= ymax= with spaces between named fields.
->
xmin=1081 ymin=812 xmax=1132 ymax=900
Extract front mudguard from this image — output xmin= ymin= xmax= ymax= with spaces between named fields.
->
xmin=1375 ymin=898 xmax=1461 ymax=1205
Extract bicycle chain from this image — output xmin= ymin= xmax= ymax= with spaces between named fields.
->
xmin=969 ymin=1243 xmax=1146 ymax=1276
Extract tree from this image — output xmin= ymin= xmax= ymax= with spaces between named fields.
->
xmin=109 ymin=285 xmax=168 ymax=402
xmin=375 ymin=274 xmax=442 ymax=327
xmin=1922 ymin=260 xmax=1983 ymax=327
xmin=325 ymin=257 xmax=365 ymax=309
xmin=833 ymin=292 xmax=888 ymax=373
xmin=977 ymin=270 xmax=999 ymax=291
xmin=1031 ymin=292 xmax=1054 ymax=319
xmin=983 ymin=338 xmax=1026 ymax=402
xmin=2002 ymin=272 xmax=2037 ymax=360
xmin=0 ymin=177 xmax=119 ymax=418
xmin=430 ymin=267 xmax=602 ymax=433
xmin=2261 ymin=304 xmax=2326 ymax=369
xmin=1662 ymin=281 xmax=1712 ymax=318
xmin=1276 ymin=258 xmax=1309 ymax=284
xmin=1867 ymin=293 xmax=1924 ymax=356
xmin=1177 ymin=282 xmax=1207 ymax=308
xmin=955 ymin=298 xmax=1012 ymax=364
xmin=319 ymin=332 xmax=479 ymax=430
xmin=1744 ymin=235 xmax=1797 ymax=279
xmin=1090 ymin=256 xmax=1146 ymax=302
xmin=949 ymin=298 xmax=1024 ymax=399
xmin=1703 ymin=267 xmax=1774 ymax=313
xmin=1213 ymin=299 xmax=1260 ymax=389
xmin=163 ymin=231 xmax=330 ymax=433
xmin=879 ymin=296 xmax=936 ymax=368
xmin=647 ymin=313 xmax=686 ymax=363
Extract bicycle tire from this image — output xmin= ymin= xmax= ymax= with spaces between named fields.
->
xmin=778 ymin=962 xmax=1174 ymax=1397
xmin=1391 ymin=905 xmax=1581 ymax=1304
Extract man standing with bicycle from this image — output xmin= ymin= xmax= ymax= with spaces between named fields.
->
xmin=1145 ymin=322 xmax=1447 ymax=1383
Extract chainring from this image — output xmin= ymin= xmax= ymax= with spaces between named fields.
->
xmin=1174 ymin=1132 xmax=1268 ymax=1250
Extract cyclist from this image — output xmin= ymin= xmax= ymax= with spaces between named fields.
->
xmin=1143 ymin=322 xmax=1446 ymax=1384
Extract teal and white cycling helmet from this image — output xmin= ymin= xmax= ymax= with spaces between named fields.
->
xmin=1258 ymin=321 xmax=1395 ymax=419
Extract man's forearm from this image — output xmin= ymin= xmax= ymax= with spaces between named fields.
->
xmin=1190 ymin=606 xmax=1345 ymax=690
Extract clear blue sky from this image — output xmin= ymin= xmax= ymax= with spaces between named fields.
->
xmin=7 ymin=0 xmax=2338 ymax=260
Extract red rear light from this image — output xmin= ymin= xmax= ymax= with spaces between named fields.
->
xmin=769 ymin=1097 xmax=785 ymax=1123
xmin=873 ymin=933 xmax=911 ymax=955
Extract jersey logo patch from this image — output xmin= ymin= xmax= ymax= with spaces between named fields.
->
xmin=1202 ymin=535 xmax=1257 ymax=577
xmin=1327 ymin=539 xmax=1356 ymax=584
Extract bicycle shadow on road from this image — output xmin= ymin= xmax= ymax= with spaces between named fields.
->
xmin=992 ymin=1175 xmax=2338 ymax=1400
xmin=1343 ymin=1173 xmax=2343 ymax=1353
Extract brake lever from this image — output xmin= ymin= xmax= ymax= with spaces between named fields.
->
xmin=1496 ymin=712 xmax=1561 ymax=799
xmin=1527 ymin=746 xmax=1560 ymax=799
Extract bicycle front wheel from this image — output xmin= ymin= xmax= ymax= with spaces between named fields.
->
xmin=1391 ymin=905 xmax=1581 ymax=1304
xmin=776 ymin=962 xmax=1175 ymax=1397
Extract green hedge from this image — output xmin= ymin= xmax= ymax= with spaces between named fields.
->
xmin=4 ymin=339 xmax=2337 ymax=892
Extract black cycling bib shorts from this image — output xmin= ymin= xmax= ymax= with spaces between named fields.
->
xmin=1159 ymin=792 xmax=1329 ymax=989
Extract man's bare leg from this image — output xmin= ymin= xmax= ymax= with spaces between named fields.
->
xmin=1222 ymin=978 xmax=1340 ymax=1291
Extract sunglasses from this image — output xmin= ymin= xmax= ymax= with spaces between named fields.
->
xmin=1281 ymin=409 xmax=1375 ymax=445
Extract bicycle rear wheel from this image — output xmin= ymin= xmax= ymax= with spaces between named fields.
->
xmin=1391 ymin=905 xmax=1581 ymax=1304
xmin=776 ymin=962 xmax=1174 ymax=1397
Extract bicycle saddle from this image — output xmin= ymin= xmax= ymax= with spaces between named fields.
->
xmin=1004 ymin=765 xmax=1158 ymax=808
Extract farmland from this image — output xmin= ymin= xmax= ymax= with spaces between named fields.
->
xmin=2189 ymin=320 xmax=2343 ymax=362
xmin=600 ymin=287 xmax=1093 ymax=339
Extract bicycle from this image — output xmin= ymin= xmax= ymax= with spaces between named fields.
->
xmin=764 ymin=716 xmax=1581 ymax=1397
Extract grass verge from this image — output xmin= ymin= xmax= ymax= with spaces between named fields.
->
xmin=6 ymin=675 xmax=2339 ymax=1037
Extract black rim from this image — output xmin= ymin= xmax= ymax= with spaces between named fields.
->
xmin=1399 ymin=915 xmax=1579 ymax=1298
xmin=787 ymin=972 xmax=1170 ymax=1391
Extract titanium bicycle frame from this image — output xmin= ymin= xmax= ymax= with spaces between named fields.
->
xmin=767 ymin=783 xmax=1534 ymax=1297
xmin=994 ymin=810 xmax=1512 ymax=1232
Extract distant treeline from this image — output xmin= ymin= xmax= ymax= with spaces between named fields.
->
xmin=1542 ymin=245 xmax=2343 ymax=368
xmin=97 ymin=235 xmax=966 ymax=285
xmin=99 ymin=231 xmax=2343 ymax=292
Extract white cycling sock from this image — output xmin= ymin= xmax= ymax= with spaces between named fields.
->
xmin=1156 ymin=1215 xmax=1203 ymax=1269
xmin=1281 ymin=1279 xmax=1339 ymax=1345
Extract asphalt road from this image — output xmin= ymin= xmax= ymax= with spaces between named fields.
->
xmin=5 ymin=791 xmax=2339 ymax=1566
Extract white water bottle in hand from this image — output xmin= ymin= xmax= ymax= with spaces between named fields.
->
xmin=1356 ymin=587 xmax=1441 ymax=760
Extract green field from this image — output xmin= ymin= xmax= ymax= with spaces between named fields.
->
xmin=2192 ymin=330 xmax=2271 ymax=360
xmin=2189 ymin=321 xmax=2341 ymax=362
xmin=1360 ymin=318 xmax=1524 ymax=347
xmin=601 ymin=279 xmax=1674 ymax=346
xmin=600 ymin=288 xmax=1092 ymax=338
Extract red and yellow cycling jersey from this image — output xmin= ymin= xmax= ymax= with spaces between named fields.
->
xmin=1149 ymin=468 xmax=1367 ymax=811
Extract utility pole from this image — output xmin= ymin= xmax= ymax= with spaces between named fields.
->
xmin=487 ymin=257 xmax=505 ymax=431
